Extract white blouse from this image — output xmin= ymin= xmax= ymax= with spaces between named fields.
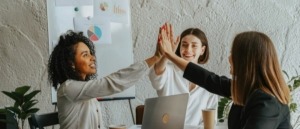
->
xmin=148 ymin=62 xmax=219 ymax=125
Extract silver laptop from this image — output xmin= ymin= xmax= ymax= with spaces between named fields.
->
xmin=141 ymin=93 xmax=189 ymax=129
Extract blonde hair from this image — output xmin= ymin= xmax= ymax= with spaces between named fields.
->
xmin=230 ymin=31 xmax=290 ymax=106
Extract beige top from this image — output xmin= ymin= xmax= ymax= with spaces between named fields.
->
xmin=57 ymin=61 xmax=149 ymax=129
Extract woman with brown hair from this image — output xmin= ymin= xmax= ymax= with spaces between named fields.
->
xmin=158 ymin=27 xmax=292 ymax=129
xmin=149 ymin=24 xmax=218 ymax=126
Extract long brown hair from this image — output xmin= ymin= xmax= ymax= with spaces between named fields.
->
xmin=231 ymin=31 xmax=290 ymax=106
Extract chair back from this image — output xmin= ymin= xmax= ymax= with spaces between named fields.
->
xmin=135 ymin=105 xmax=144 ymax=124
xmin=28 ymin=112 xmax=59 ymax=129
xmin=0 ymin=112 xmax=18 ymax=129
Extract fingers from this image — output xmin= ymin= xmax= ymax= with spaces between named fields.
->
xmin=166 ymin=23 xmax=171 ymax=39
xmin=155 ymin=43 xmax=163 ymax=57
xmin=161 ymin=29 xmax=174 ymax=52
xmin=157 ymin=27 xmax=162 ymax=44
xmin=155 ymin=29 xmax=164 ymax=58
xmin=161 ymin=28 xmax=168 ymax=41
xmin=172 ymin=36 xmax=180 ymax=52
xmin=175 ymin=36 xmax=180 ymax=45
xmin=158 ymin=36 xmax=165 ymax=56
xmin=161 ymin=23 xmax=167 ymax=36
xmin=169 ymin=23 xmax=174 ymax=44
xmin=158 ymin=22 xmax=177 ymax=56
xmin=162 ymin=22 xmax=172 ymax=39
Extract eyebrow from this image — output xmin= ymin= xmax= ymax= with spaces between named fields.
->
xmin=80 ymin=51 xmax=88 ymax=55
xmin=182 ymin=41 xmax=200 ymax=44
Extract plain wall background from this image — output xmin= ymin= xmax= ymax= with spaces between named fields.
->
xmin=0 ymin=0 xmax=300 ymax=129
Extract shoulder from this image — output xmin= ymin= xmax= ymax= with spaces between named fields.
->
xmin=241 ymin=90 xmax=291 ymax=129
xmin=62 ymin=79 xmax=79 ymax=87
xmin=245 ymin=89 xmax=282 ymax=115
xmin=58 ymin=79 xmax=87 ymax=92
xmin=247 ymin=89 xmax=280 ymax=106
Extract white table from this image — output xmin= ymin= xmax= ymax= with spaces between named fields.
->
xmin=129 ymin=124 xmax=228 ymax=129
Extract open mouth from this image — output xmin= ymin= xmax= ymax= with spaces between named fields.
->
xmin=90 ymin=63 xmax=96 ymax=69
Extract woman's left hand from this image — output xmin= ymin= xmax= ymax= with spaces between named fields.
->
xmin=159 ymin=23 xmax=179 ymax=57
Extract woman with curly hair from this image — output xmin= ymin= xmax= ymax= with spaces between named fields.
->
xmin=48 ymin=30 xmax=161 ymax=129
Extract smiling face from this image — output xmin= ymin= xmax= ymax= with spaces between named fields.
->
xmin=179 ymin=34 xmax=206 ymax=63
xmin=73 ymin=42 xmax=96 ymax=80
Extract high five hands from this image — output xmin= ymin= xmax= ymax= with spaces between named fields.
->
xmin=158 ymin=22 xmax=180 ymax=58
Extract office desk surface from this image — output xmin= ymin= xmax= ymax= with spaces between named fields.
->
xmin=129 ymin=124 xmax=228 ymax=129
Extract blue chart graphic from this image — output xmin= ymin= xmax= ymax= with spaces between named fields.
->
xmin=87 ymin=26 xmax=102 ymax=42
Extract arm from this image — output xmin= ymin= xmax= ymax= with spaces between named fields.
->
xmin=154 ymin=57 xmax=168 ymax=75
xmin=148 ymin=61 xmax=172 ymax=91
xmin=63 ymin=38 xmax=162 ymax=101
xmin=63 ymin=61 xmax=152 ymax=101
xmin=145 ymin=28 xmax=164 ymax=68
xmin=164 ymin=50 xmax=189 ymax=71
xmin=184 ymin=62 xmax=231 ymax=97
xmin=148 ymin=23 xmax=176 ymax=90
xmin=154 ymin=24 xmax=170 ymax=75
xmin=145 ymin=54 xmax=161 ymax=68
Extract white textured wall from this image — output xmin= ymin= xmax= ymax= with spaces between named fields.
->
xmin=0 ymin=0 xmax=300 ymax=129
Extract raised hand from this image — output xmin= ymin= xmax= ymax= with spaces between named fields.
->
xmin=159 ymin=23 xmax=179 ymax=57
xmin=166 ymin=23 xmax=180 ymax=52
xmin=154 ymin=27 xmax=163 ymax=58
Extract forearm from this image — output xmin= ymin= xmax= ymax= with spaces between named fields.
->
xmin=145 ymin=55 xmax=161 ymax=68
xmin=183 ymin=62 xmax=232 ymax=97
xmin=65 ymin=61 xmax=150 ymax=101
xmin=165 ymin=51 xmax=189 ymax=71
xmin=154 ymin=57 xmax=168 ymax=75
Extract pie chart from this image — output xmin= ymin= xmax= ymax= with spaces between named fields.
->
xmin=87 ymin=26 xmax=102 ymax=42
xmin=100 ymin=2 xmax=108 ymax=11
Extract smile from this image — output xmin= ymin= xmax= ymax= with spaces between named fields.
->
xmin=90 ymin=63 xmax=96 ymax=68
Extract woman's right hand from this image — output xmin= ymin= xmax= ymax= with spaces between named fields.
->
xmin=159 ymin=23 xmax=179 ymax=58
xmin=158 ymin=22 xmax=188 ymax=71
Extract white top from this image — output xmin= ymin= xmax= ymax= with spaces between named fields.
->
xmin=149 ymin=62 xmax=219 ymax=125
xmin=57 ymin=61 xmax=150 ymax=129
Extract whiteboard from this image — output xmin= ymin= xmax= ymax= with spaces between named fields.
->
xmin=47 ymin=0 xmax=134 ymax=104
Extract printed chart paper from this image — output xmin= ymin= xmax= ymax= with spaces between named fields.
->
xmin=55 ymin=0 xmax=93 ymax=6
xmin=74 ymin=17 xmax=111 ymax=44
xmin=94 ymin=0 xmax=129 ymax=23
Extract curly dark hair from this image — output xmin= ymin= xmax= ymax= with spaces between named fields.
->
xmin=48 ymin=30 xmax=97 ymax=89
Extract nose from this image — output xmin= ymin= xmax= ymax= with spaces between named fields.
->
xmin=91 ymin=55 xmax=96 ymax=61
xmin=186 ymin=45 xmax=192 ymax=52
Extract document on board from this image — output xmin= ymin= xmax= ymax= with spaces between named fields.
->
xmin=94 ymin=0 xmax=130 ymax=24
xmin=74 ymin=17 xmax=111 ymax=44
xmin=55 ymin=0 xmax=93 ymax=6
